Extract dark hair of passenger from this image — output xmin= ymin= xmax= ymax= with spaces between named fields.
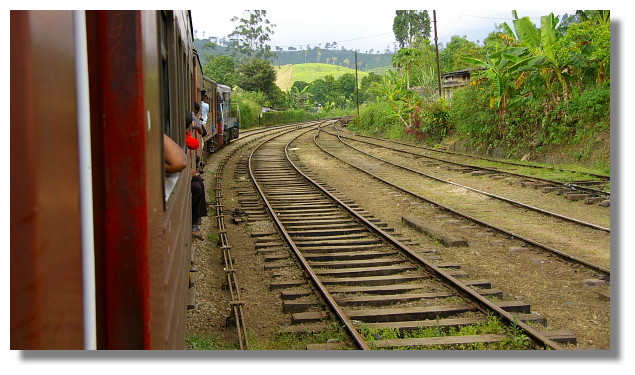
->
xmin=185 ymin=112 xmax=193 ymax=129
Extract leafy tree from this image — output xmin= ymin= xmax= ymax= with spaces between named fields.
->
xmin=307 ymin=78 xmax=329 ymax=105
xmin=337 ymin=73 xmax=357 ymax=101
xmin=556 ymin=10 xmax=610 ymax=86
xmin=392 ymin=10 xmax=431 ymax=48
xmin=200 ymin=41 xmax=217 ymax=57
xmin=307 ymin=75 xmax=339 ymax=106
xmin=227 ymin=10 xmax=276 ymax=61
xmin=289 ymin=82 xmax=310 ymax=110
xmin=235 ymin=58 xmax=277 ymax=96
xmin=291 ymin=81 xmax=309 ymax=92
xmin=203 ymin=55 xmax=236 ymax=87
xmin=392 ymin=48 xmax=421 ymax=89
xmin=369 ymin=70 xmax=422 ymax=130
xmin=499 ymin=12 xmax=572 ymax=99
xmin=392 ymin=39 xmax=436 ymax=90
xmin=439 ymin=35 xmax=485 ymax=72
xmin=360 ymin=72 xmax=383 ymax=102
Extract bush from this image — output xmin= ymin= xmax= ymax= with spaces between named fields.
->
xmin=448 ymin=82 xmax=610 ymax=161
xmin=449 ymin=85 xmax=498 ymax=151
xmin=260 ymin=110 xmax=319 ymax=125
xmin=568 ymin=83 xmax=610 ymax=131
xmin=233 ymin=94 xmax=262 ymax=129
xmin=414 ymin=98 xmax=450 ymax=144
xmin=356 ymin=101 xmax=405 ymax=139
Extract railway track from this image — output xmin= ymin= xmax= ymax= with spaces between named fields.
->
xmin=314 ymin=124 xmax=610 ymax=277
xmin=246 ymin=121 xmax=567 ymax=350
xmin=191 ymin=120 xmax=321 ymax=348
xmin=321 ymin=125 xmax=609 ymax=233
xmin=338 ymin=125 xmax=610 ymax=202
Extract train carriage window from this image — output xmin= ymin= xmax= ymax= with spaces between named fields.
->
xmin=160 ymin=11 xmax=171 ymax=138
xmin=160 ymin=10 xmax=184 ymax=204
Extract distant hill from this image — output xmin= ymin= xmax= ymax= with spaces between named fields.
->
xmin=194 ymin=38 xmax=394 ymax=72
xmin=275 ymin=63 xmax=371 ymax=92
xmin=194 ymin=39 xmax=394 ymax=91
xmin=271 ymin=49 xmax=394 ymax=71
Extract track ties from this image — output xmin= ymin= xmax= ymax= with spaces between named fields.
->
xmin=247 ymin=123 xmax=565 ymax=350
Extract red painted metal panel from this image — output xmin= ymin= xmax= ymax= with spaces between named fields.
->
xmin=87 ymin=10 xmax=151 ymax=349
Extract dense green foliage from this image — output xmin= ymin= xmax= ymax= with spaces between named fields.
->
xmin=354 ymin=10 xmax=610 ymax=168
xmin=260 ymin=110 xmax=319 ymax=126
xmin=199 ymin=10 xmax=610 ymax=168
xmin=203 ymin=55 xmax=236 ymax=87
xmin=232 ymin=91 xmax=264 ymax=129
xmin=235 ymin=58 xmax=277 ymax=97
xmin=440 ymin=35 xmax=486 ymax=72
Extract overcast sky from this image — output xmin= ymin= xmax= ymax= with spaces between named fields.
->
xmin=191 ymin=3 xmax=577 ymax=52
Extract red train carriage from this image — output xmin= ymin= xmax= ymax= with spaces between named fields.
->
xmin=11 ymin=10 xmax=198 ymax=350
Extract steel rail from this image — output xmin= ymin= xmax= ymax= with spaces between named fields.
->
xmin=314 ymin=125 xmax=610 ymax=279
xmin=343 ymin=129 xmax=610 ymax=196
xmin=248 ymin=121 xmax=372 ymax=350
xmin=322 ymin=126 xmax=610 ymax=233
xmin=349 ymin=127 xmax=611 ymax=181
xmin=205 ymin=121 xmax=317 ymax=349
xmin=214 ymin=151 xmax=250 ymax=349
xmin=302 ymin=123 xmax=563 ymax=350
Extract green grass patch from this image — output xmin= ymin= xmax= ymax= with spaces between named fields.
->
xmin=247 ymin=323 xmax=350 ymax=350
xmin=358 ymin=315 xmax=534 ymax=350
xmin=185 ymin=333 xmax=239 ymax=350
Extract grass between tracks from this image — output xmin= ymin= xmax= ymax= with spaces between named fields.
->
xmin=186 ymin=334 xmax=239 ymax=350
xmin=186 ymin=316 xmax=536 ymax=350
xmin=358 ymin=315 xmax=534 ymax=350
xmin=250 ymin=322 xmax=350 ymax=350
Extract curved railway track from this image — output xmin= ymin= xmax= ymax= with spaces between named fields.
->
xmin=247 ymin=121 xmax=565 ymax=350
xmin=321 ymin=126 xmax=609 ymax=233
xmin=339 ymin=125 xmax=610 ymax=200
xmin=314 ymin=124 xmax=610 ymax=278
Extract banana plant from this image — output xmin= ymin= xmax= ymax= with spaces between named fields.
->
xmin=500 ymin=12 xmax=571 ymax=99
xmin=289 ymin=84 xmax=309 ymax=110
xmin=370 ymin=71 xmax=420 ymax=129
xmin=463 ymin=47 xmax=542 ymax=114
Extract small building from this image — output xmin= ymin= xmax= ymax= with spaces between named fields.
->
xmin=441 ymin=69 xmax=472 ymax=100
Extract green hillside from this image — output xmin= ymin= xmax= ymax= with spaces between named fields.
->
xmin=275 ymin=63 xmax=371 ymax=92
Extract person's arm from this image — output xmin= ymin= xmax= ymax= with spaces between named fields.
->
xmin=164 ymin=134 xmax=187 ymax=173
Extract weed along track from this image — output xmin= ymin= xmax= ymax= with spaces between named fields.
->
xmin=247 ymin=121 xmax=568 ymax=350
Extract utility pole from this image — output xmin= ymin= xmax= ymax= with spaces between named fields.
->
xmin=433 ymin=10 xmax=442 ymax=97
xmin=355 ymin=50 xmax=360 ymax=118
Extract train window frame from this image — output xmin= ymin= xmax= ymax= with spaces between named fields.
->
xmin=161 ymin=10 xmax=187 ymax=205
